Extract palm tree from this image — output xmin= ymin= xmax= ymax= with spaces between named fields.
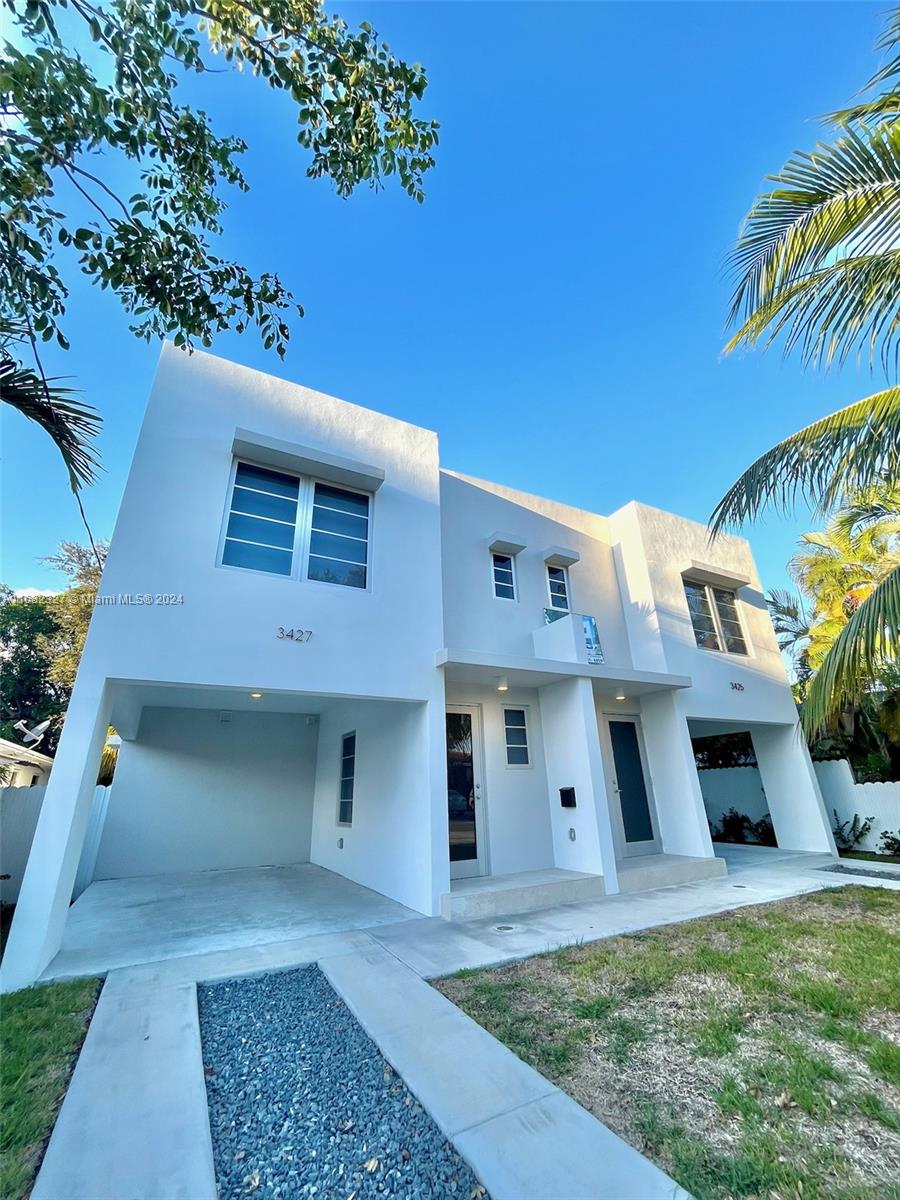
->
xmin=0 ymin=324 xmax=101 ymax=494
xmin=712 ymin=8 xmax=900 ymax=736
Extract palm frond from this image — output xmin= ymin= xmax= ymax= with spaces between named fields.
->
xmin=725 ymin=250 xmax=900 ymax=375
xmin=726 ymin=123 xmax=900 ymax=370
xmin=0 ymin=358 xmax=101 ymax=491
xmin=709 ymin=386 xmax=900 ymax=534
xmin=832 ymin=476 xmax=900 ymax=536
xmin=828 ymin=8 xmax=900 ymax=127
xmin=802 ymin=563 xmax=900 ymax=736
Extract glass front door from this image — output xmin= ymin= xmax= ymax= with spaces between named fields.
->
xmin=446 ymin=708 xmax=483 ymax=878
xmin=606 ymin=716 xmax=661 ymax=858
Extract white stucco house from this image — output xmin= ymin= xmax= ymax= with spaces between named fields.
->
xmin=1 ymin=345 xmax=836 ymax=990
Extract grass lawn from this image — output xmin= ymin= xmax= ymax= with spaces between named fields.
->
xmin=840 ymin=849 xmax=900 ymax=866
xmin=0 ymin=976 xmax=100 ymax=1200
xmin=437 ymin=886 xmax=900 ymax=1200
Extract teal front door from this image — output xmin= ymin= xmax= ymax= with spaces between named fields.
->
xmin=605 ymin=716 xmax=661 ymax=858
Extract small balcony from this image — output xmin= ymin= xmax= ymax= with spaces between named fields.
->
xmin=532 ymin=610 xmax=605 ymax=666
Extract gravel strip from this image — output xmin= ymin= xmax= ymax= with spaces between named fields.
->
xmin=198 ymin=965 xmax=487 ymax=1200
xmin=821 ymin=864 xmax=900 ymax=882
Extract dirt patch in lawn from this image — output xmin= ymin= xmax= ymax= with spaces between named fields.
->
xmin=436 ymin=886 xmax=900 ymax=1200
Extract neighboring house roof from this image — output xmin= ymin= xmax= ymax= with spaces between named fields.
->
xmin=0 ymin=737 xmax=54 ymax=770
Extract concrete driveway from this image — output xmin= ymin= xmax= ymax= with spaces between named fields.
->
xmin=43 ymin=863 xmax=419 ymax=981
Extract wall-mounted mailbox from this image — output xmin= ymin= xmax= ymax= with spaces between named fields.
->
xmin=560 ymin=787 xmax=576 ymax=808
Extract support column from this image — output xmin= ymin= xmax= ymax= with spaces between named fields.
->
xmin=538 ymin=677 xmax=619 ymax=894
xmin=1 ymin=678 xmax=113 ymax=992
xmin=751 ymin=724 xmax=837 ymax=854
xmin=640 ymin=691 xmax=715 ymax=858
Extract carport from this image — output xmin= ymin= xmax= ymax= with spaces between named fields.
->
xmin=688 ymin=718 xmax=834 ymax=854
xmin=44 ymin=862 xmax=419 ymax=980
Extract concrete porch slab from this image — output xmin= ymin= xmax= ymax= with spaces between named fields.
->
xmin=616 ymin=852 xmax=726 ymax=894
xmin=441 ymin=867 xmax=605 ymax=921
xmin=41 ymin=862 xmax=420 ymax=981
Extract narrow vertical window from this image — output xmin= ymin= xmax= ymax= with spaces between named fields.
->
xmin=307 ymin=483 xmax=369 ymax=589
xmin=338 ymin=733 xmax=356 ymax=825
xmin=547 ymin=565 xmax=570 ymax=611
xmin=492 ymin=553 xmax=516 ymax=600
xmin=504 ymin=708 xmax=529 ymax=766
xmin=223 ymin=462 xmax=299 ymax=576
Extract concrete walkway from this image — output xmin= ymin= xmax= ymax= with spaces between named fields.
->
xmin=32 ymin=847 xmax=900 ymax=1199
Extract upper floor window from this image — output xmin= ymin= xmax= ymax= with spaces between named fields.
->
xmin=492 ymin=552 xmax=517 ymax=600
xmin=547 ymin=565 xmax=570 ymax=611
xmin=222 ymin=463 xmax=369 ymax=588
xmin=223 ymin=462 xmax=299 ymax=577
xmin=683 ymin=580 xmax=748 ymax=655
xmin=308 ymin=483 xmax=369 ymax=589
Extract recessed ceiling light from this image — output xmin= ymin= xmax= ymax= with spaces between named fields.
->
xmin=250 ymin=691 xmax=263 ymax=700
xmin=496 ymin=675 xmax=509 ymax=693
xmin=615 ymin=689 xmax=626 ymax=701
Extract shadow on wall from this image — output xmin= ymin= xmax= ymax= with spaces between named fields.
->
xmin=692 ymin=733 xmax=777 ymax=847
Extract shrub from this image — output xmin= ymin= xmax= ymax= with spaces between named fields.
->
xmin=831 ymin=810 xmax=874 ymax=851
xmin=750 ymin=815 xmax=777 ymax=847
xmin=711 ymin=808 xmax=751 ymax=844
xmin=878 ymin=830 xmax=900 ymax=856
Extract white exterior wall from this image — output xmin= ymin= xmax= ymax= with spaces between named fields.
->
xmin=309 ymin=699 xmax=445 ymax=914
xmin=444 ymin=683 xmax=555 ymax=877
xmin=440 ymin=472 xmax=632 ymax=669
xmin=611 ymin=502 xmax=797 ymax=724
xmin=83 ymin=345 xmax=445 ymax=704
xmin=539 ymin=678 xmax=618 ymax=889
xmin=813 ymin=760 xmax=900 ymax=852
xmin=93 ymin=708 xmax=318 ymax=879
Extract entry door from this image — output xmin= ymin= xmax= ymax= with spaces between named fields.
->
xmin=446 ymin=707 xmax=486 ymax=879
xmin=604 ymin=716 xmax=661 ymax=858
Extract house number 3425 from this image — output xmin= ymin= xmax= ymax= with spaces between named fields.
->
xmin=276 ymin=627 xmax=313 ymax=643
xmin=730 ymin=681 xmax=745 ymax=691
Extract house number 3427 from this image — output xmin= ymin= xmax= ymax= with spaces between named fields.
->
xmin=276 ymin=627 xmax=313 ymax=643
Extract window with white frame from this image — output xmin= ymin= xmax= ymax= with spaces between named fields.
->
xmin=503 ymin=708 xmax=530 ymax=765
xmin=223 ymin=462 xmax=300 ymax=576
xmin=547 ymin=565 xmax=570 ymax=611
xmin=222 ymin=462 xmax=370 ymax=588
xmin=492 ymin=552 xmax=516 ymax=600
xmin=683 ymin=580 xmax=748 ymax=655
xmin=338 ymin=732 xmax=356 ymax=824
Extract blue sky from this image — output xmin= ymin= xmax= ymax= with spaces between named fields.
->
xmin=1 ymin=1 xmax=887 ymax=594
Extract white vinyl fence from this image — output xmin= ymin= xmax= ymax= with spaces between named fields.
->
xmin=813 ymin=760 xmax=900 ymax=852
xmin=0 ymin=784 xmax=111 ymax=904
xmin=696 ymin=766 xmax=769 ymax=832
xmin=697 ymin=760 xmax=899 ymax=852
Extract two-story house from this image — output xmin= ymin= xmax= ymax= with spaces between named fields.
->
xmin=1 ymin=345 xmax=835 ymax=991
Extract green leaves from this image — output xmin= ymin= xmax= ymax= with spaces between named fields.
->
xmin=710 ymin=386 xmax=900 ymax=533
xmin=0 ymin=348 xmax=101 ymax=492
xmin=802 ymin=565 xmax=900 ymax=737
xmin=1 ymin=0 xmax=437 ymax=361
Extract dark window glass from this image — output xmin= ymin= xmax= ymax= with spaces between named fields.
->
xmin=308 ymin=483 xmax=369 ymax=588
xmin=224 ymin=463 xmax=299 ymax=575
xmin=339 ymin=733 xmax=356 ymax=824
xmin=504 ymin=709 xmax=529 ymax=765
